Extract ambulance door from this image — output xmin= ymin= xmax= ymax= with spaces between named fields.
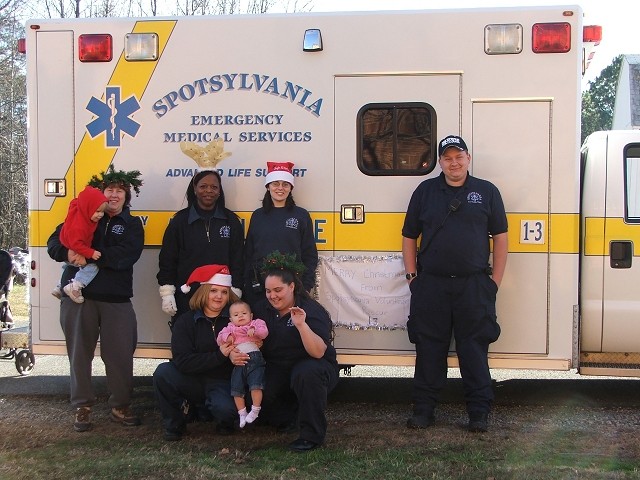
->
xmin=334 ymin=74 xmax=460 ymax=252
xmin=30 ymin=30 xmax=76 ymax=346
xmin=331 ymin=74 xmax=460 ymax=354
xmin=601 ymin=137 xmax=640 ymax=352
xmin=472 ymin=100 xmax=552 ymax=354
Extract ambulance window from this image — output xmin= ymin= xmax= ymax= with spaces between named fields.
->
xmin=357 ymin=103 xmax=436 ymax=176
xmin=624 ymin=145 xmax=640 ymax=223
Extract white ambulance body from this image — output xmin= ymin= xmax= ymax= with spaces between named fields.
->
xmin=25 ymin=6 xmax=640 ymax=376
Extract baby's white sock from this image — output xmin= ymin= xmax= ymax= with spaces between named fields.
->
xmin=246 ymin=406 xmax=261 ymax=424
xmin=238 ymin=407 xmax=248 ymax=428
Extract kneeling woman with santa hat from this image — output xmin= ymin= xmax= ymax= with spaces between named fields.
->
xmin=153 ymin=264 xmax=243 ymax=441
xmin=243 ymin=161 xmax=318 ymax=307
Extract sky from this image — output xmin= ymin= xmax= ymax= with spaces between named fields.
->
xmin=280 ymin=0 xmax=639 ymax=88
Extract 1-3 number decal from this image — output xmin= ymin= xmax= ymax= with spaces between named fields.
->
xmin=520 ymin=220 xmax=544 ymax=244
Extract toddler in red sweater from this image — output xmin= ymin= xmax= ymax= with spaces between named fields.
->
xmin=52 ymin=186 xmax=108 ymax=303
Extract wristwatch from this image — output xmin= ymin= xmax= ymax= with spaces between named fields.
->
xmin=405 ymin=272 xmax=417 ymax=280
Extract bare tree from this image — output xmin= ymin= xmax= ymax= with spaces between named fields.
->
xmin=177 ymin=0 xmax=310 ymax=16
xmin=119 ymin=0 xmax=159 ymax=17
xmin=246 ymin=0 xmax=275 ymax=14
xmin=0 ymin=13 xmax=27 ymax=250
xmin=27 ymin=0 xmax=134 ymax=18
xmin=25 ymin=0 xmax=311 ymax=18
xmin=282 ymin=0 xmax=312 ymax=13
xmin=89 ymin=0 xmax=120 ymax=17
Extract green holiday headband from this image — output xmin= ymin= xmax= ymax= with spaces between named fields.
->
xmin=260 ymin=250 xmax=306 ymax=277
xmin=88 ymin=164 xmax=143 ymax=196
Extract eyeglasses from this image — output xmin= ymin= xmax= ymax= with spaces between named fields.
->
xmin=269 ymin=181 xmax=292 ymax=189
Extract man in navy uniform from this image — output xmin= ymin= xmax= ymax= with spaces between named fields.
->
xmin=402 ymin=135 xmax=508 ymax=432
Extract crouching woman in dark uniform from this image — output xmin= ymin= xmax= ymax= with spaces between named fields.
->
xmin=248 ymin=253 xmax=339 ymax=452
xmin=153 ymin=264 xmax=241 ymax=441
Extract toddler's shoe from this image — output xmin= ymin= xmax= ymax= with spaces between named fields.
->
xmin=63 ymin=281 xmax=85 ymax=304
xmin=51 ymin=285 xmax=62 ymax=299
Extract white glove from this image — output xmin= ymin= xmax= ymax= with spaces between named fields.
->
xmin=231 ymin=287 xmax=243 ymax=299
xmin=159 ymin=285 xmax=177 ymax=316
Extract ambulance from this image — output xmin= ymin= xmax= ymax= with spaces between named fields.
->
xmin=23 ymin=6 xmax=640 ymax=377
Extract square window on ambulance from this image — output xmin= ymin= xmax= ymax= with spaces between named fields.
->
xmin=78 ymin=34 xmax=112 ymax=62
xmin=484 ymin=24 xmax=522 ymax=55
xmin=357 ymin=103 xmax=437 ymax=176
xmin=624 ymin=145 xmax=640 ymax=223
xmin=125 ymin=33 xmax=159 ymax=61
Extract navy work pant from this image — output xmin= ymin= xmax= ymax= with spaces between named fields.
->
xmin=153 ymin=361 xmax=236 ymax=433
xmin=407 ymin=273 xmax=501 ymax=415
xmin=261 ymin=358 xmax=339 ymax=445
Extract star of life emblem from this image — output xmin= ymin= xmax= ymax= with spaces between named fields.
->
xmin=86 ymin=86 xmax=141 ymax=147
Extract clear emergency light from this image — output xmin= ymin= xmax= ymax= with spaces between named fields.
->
xmin=484 ymin=24 xmax=523 ymax=55
xmin=78 ymin=34 xmax=112 ymax=62
xmin=125 ymin=33 xmax=159 ymax=61
xmin=532 ymin=22 xmax=571 ymax=53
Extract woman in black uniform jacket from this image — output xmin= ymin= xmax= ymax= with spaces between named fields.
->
xmin=157 ymin=170 xmax=244 ymax=325
xmin=243 ymin=162 xmax=318 ymax=307
xmin=153 ymin=264 xmax=241 ymax=441
xmin=248 ymin=264 xmax=339 ymax=452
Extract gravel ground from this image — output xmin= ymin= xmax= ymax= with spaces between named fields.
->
xmin=0 ymin=314 xmax=634 ymax=386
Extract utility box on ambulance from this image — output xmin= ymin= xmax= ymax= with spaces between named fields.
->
xmin=24 ymin=6 xmax=640 ymax=376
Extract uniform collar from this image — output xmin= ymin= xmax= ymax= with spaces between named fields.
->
xmin=438 ymin=171 xmax=471 ymax=191
xmin=105 ymin=206 xmax=132 ymax=222
xmin=188 ymin=204 xmax=226 ymax=224
xmin=193 ymin=308 xmax=229 ymax=323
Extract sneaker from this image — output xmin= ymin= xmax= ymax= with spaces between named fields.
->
xmin=110 ymin=406 xmax=141 ymax=426
xmin=407 ymin=413 xmax=435 ymax=429
xmin=51 ymin=285 xmax=62 ymax=299
xmin=74 ymin=406 xmax=92 ymax=432
xmin=468 ymin=412 xmax=489 ymax=432
xmin=63 ymin=282 xmax=85 ymax=304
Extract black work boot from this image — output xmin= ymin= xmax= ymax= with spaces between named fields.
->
xmin=468 ymin=412 xmax=489 ymax=432
xmin=406 ymin=410 xmax=435 ymax=429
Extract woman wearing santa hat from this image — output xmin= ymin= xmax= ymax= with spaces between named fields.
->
xmin=243 ymin=161 xmax=318 ymax=307
xmin=153 ymin=264 xmax=242 ymax=441
xmin=157 ymin=167 xmax=244 ymax=328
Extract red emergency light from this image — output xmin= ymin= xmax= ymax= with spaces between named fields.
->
xmin=78 ymin=34 xmax=112 ymax=62
xmin=583 ymin=25 xmax=602 ymax=43
xmin=532 ymin=22 xmax=571 ymax=53
xmin=17 ymin=38 xmax=26 ymax=54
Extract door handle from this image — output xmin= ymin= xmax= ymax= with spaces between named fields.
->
xmin=610 ymin=241 xmax=633 ymax=268
xmin=340 ymin=204 xmax=365 ymax=224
